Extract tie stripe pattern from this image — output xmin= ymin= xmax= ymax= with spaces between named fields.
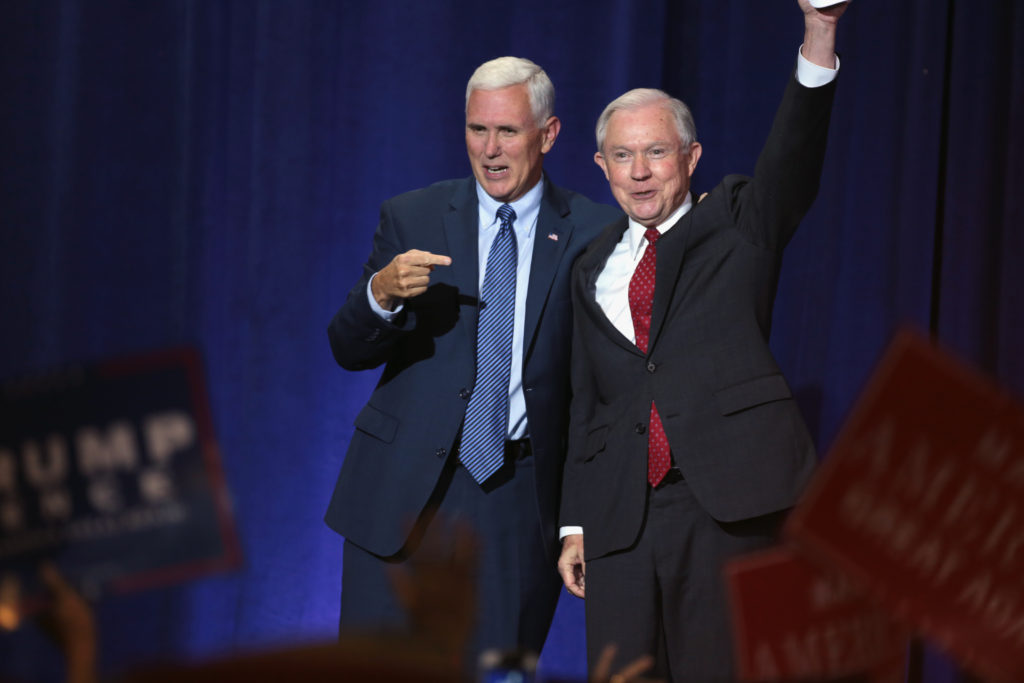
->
xmin=628 ymin=227 xmax=672 ymax=487
xmin=459 ymin=204 xmax=518 ymax=483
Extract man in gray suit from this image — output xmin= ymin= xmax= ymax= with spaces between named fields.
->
xmin=326 ymin=57 xmax=619 ymax=666
xmin=558 ymin=1 xmax=848 ymax=680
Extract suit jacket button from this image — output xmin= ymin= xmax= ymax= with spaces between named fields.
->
xmin=646 ymin=361 xmax=657 ymax=373
xmin=634 ymin=423 xmax=646 ymax=434
xmin=458 ymin=388 xmax=471 ymax=400
xmin=435 ymin=448 xmax=447 ymax=458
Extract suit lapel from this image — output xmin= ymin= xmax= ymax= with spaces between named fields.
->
xmin=523 ymin=181 xmax=572 ymax=355
xmin=443 ymin=179 xmax=481 ymax=338
xmin=648 ymin=194 xmax=696 ymax=354
xmin=579 ymin=216 xmax=641 ymax=355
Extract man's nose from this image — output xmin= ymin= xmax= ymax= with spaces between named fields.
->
xmin=630 ymin=155 xmax=651 ymax=180
xmin=485 ymin=133 xmax=501 ymax=157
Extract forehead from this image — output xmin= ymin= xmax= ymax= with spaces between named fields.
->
xmin=466 ymin=84 xmax=534 ymax=126
xmin=605 ymin=102 xmax=679 ymax=146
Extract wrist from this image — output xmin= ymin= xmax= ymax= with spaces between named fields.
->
xmin=370 ymin=278 xmax=397 ymax=311
xmin=801 ymin=22 xmax=837 ymax=69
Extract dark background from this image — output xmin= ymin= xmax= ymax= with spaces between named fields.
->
xmin=1 ymin=1 xmax=1021 ymax=681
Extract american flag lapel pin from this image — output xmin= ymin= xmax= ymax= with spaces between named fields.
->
xmin=547 ymin=233 xmax=558 ymax=242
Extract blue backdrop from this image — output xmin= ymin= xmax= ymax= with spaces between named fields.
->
xmin=1 ymin=1 xmax=1022 ymax=681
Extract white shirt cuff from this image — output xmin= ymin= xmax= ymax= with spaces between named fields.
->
xmin=367 ymin=273 xmax=403 ymax=321
xmin=559 ymin=525 xmax=583 ymax=540
xmin=796 ymin=45 xmax=839 ymax=88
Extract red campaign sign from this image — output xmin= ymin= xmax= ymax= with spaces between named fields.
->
xmin=726 ymin=546 xmax=907 ymax=682
xmin=786 ymin=328 xmax=1024 ymax=683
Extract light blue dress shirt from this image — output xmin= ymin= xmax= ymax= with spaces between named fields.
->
xmin=367 ymin=177 xmax=545 ymax=441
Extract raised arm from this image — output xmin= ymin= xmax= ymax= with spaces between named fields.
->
xmin=798 ymin=0 xmax=847 ymax=68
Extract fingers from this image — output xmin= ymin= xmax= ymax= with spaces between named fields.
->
xmin=386 ymin=564 xmax=415 ymax=611
xmin=571 ymin=564 xmax=586 ymax=598
xmin=0 ymin=573 xmax=20 ymax=631
xmin=558 ymin=562 xmax=585 ymax=598
xmin=556 ymin=554 xmax=576 ymax=592
xmin=591 ymin=644 xmax=656 ymax=683
xmin=394 ymin=250 xmax=451 ymax=280
xmin=613 ymin=653 xmax=656 ymax=681
xmin=372 ymin=249 xmax=451 ymax=308
xmin=557 ymin=535 xmax=586 ymax=598
xmin=591 ymin=643 xmax=618 ymax=682
xmin=409 ymin=250 xmax=453 ymax=269
xmin=39 ymin=563 xmax=70 ymax=594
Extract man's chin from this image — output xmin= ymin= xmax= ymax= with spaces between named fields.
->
xmin=628 ymin=211 xmax=663 ymax=227
xmin=622 ymin=200 xmax=663 ymax=225
xmin=477 ymin=177 xmax=512 ymax=201
xmin=484 ymin=184 xmax=523 ymax=203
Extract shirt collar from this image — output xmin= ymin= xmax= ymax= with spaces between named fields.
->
xmin=626 ymin=192 xmax=693 ymax=259
xmin=475 ymin=176 xmax=544 ymax=237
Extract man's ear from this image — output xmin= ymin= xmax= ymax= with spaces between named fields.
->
xmin=541 ymin=116 xmax=561 ymax=154
xmin=687 ymin=141 xmax=703 ymax=177
xmin=594 ymin=152 xmax=610 ymax=180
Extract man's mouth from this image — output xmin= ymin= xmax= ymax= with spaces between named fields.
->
xmin=631 ymin=189 xmax=656 ymax=200
xmin=485 ymin=166 xmax=509 ymax=178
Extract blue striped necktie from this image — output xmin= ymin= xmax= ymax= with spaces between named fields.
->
xmin=460 ymin=203 xmax=518 ymax=484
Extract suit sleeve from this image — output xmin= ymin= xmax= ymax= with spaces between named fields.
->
xmin=560 ymin=266 xmax=596 ymax=528
xmin=327 ymin=200 xmax=418 ymax=371
xmin=732 ymin=69 xmax=837 ymax=251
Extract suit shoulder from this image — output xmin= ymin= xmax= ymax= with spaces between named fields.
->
xmin=556 ymin=184 xmax=620 ymax=218
xmin=572 ymin=214 xmax=627 ymax=275
xmin=383 ymin=177 xmax=470 ymax=214
xmin=694 ymin=174 xmax=752 ymax=210
xmin=548 ymin=183 xmax=621 ymax=231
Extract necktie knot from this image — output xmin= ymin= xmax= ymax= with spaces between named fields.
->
xmin=497 ymin=204 xmax=516 ymax=229
xmin=644 ymin=227 xmax=660 ymax=246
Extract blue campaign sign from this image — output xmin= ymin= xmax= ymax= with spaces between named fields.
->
xmin=0 ymin=348 xmax=241 ymax=597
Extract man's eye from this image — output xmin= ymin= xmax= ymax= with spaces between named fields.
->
xmin=649 ymin=148 xmax=665 ymax=157
xmin=499 ymin=128 xmax=517 ymax=137
xmin=613 ymin=152 xmax=630 ymax=161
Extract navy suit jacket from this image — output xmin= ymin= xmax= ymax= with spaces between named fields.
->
xmin=561 ymin=75 xmax=837 ymax=561
xmin=326 ymin=175 xmax=620 ymax=559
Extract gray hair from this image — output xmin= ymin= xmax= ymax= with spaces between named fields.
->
xmin=595 ymin=88 xmax=697 ymax=152
xmin=465 ymin=56 xmax=555 ymax=128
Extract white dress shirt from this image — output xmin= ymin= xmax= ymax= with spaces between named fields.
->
xmin=594 ymin=197 xmax=693 ymax=343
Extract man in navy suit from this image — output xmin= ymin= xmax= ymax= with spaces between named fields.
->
xmin=325 ymin=56 xmax=619 ymax=666
xmin=558 ymin=1 xmax=848 ymax=680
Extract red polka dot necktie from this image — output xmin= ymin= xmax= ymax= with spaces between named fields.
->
xmin=628 ymin=227 xmax=671 ymax=487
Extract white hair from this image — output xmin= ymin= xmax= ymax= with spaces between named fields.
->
xmin=465 ymin=56 xmax=555 ymax=127
xmin=595 ymin=88 xmax=697 ymax=152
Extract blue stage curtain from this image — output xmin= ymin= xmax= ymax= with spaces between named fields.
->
xmin=1 ymin=1 xmax=1019 ymax=681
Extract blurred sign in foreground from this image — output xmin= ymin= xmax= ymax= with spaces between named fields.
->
xmin=727 ymin=546 xmax=907 ymax=682
xmin=0 ymin=348 xmax=241 ymax=600
xmin=786 ymin=328 xmax=1024 ymax=682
